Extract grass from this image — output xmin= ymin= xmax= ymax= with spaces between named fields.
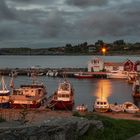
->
xmin=74 ymin=112 xmax=140 ymax=140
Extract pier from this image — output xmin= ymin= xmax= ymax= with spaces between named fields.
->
xmin=0 ymin=68 xmax=108 ymax=78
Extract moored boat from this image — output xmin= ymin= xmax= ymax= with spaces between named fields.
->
xmin=76 ymin=104 xmax=88 ymax=112
xmin=0 ymin=76 xmax=10 ymax=108
xmin=10 ymin=84 xmax=47 ymax=109
xmin=94 ymin=97 xmax=109 ymax=113
xmin=74 ymin=72 xmax=93 ymax=79
xmin=107 ymin=71 xmax=128 ymax=79
xmin=49 ymin=80 xmax=74 ymax=110
xmin=122 ymin=102 xmax=139 ymax=113
xmin=110 ymin=104 xmax=124 ymax=112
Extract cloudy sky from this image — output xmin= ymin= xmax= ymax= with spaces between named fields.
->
xmin=0 ymin=0 xmax=140 ymax=48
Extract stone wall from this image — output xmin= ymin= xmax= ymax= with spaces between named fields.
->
xmin=0 ymin=117 xmax=103 ymax=140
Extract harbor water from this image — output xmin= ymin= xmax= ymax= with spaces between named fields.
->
xmin=1 ymin=55 xmax=140 ymax=111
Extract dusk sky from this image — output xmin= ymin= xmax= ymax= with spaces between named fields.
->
xmin=0 ymin=0 xmax=140 ymax=48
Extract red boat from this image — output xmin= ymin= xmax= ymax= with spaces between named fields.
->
xmin=50 ymin=80 xmax=74 ymax=110
xmin=74 ymin=72 xmax=93 ymax=79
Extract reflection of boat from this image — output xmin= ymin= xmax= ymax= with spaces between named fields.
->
xmin=132 ymin=79 xmax=140 ymax=98
xmin=74 ymin=72 xmax=93 ymax=79
xmin=94 ymin=97 xmax=109 ymax=113
xmin=123 ymin=102 xmax=139 ymax=113
xmin=0 ymin=76 xmax=10 ymax=108
xmin=107 ymin=71 xmax=128 ymax=79
xmin=76 ymin=104 xmax=88 ymax=112
xmin=110 ymin=104 xmax=124 ymax=112
xmin=50 ymin=80 xmax=74 ymax=110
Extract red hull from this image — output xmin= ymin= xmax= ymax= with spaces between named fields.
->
xmin=74 ymin=75 xmax=93 ymax=79
xmin=10 ymin=103 xmax=41 ymax=109
xmin=50 ymin=100 xmax=74 ymax=110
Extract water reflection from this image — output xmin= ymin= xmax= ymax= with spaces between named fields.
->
xmin=94 ymin=79 xmax=112 ymax=99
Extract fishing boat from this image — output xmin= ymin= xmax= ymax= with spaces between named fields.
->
xmin=49 ymin=80 xmax=74 ymax=110
xmin=10 ymin=73 xmax=47 ymax=109
xmin=76 ymin=104 xmax=88 ymax=112
xmin=0 ymin=76 xmax=10 ymax=108
xmin=74 ymin=72 xmax=93 ymax=79
xmin=132 ymin=79 xmax=140 ymax=98
xmin=94 ymin=97 xmax=109 ymax=113
xmin=122 ymin=102 xmax=139 ymax=113
xmin=110 ymin=104 xmax=124 ymax=112
xmin=107 ymin=71 xmax=128 ymax=79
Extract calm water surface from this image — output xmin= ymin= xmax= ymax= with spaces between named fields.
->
xmin=4 ymin=76 xmax=139 ymax=111
xmin=1 ymin=55 xmax=140 ymax=110
xmin=0 ymin=55 xmax=140 ymax=68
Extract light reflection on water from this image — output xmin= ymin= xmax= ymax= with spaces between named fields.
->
xmin=3 ymin=76 xmax=140 ymax=111
xmin=94 ymin=79 xmax=112 ymax=99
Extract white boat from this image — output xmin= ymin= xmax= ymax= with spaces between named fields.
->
xmin=107 ymin=71 xmax=128 ymax=79
xmin=0 ymin=76 xmax=10 ymax=108
xmin=110 ymin=104 xmax=124 ymax=112
xmin=74 ymin=72 xmax=93 ymax=79
xmin=76 ymin=104 xmax=88 ymax=112
xmin=94 ymin=97 xmax=109 ymax=113
xmin=122 ymin=102 xmax=139 ymax=113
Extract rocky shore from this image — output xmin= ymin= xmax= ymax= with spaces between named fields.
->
xmin=0 ymin=111 xmax=103 ymax=140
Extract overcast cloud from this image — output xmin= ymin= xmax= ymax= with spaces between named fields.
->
xmin=0 ymin=0 xmax=139 ymax=48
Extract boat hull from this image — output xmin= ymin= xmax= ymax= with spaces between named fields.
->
xmin=0 ymin=102 xmax=10 ymax=108
xmin=10 ymin=103 xmax=41 ymax=109
xmin=94 ymin=107 xmax=109 ymax=113
xmin=50 ymin=100 xmax=74 ymax=110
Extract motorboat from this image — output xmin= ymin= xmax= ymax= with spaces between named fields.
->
xmin=49 ymin=80 xmax=74 ymax=110
xmin=94 ymin=97 xmax=109 ymax=113
xmin=110 ymin=104 xmax=124 ymax=112
xmin=122 ymin=102 xmax=139 ymax=113
xmin=74 ymin=72 xmax=93 ymax=79
xmin=107 ymin=71 xmax=128 ymax=79
xmin=76 ymin=104 xmax=88 ymax=112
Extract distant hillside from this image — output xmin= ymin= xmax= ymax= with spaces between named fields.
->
xmin=0 ymin=40 xmax=140 ymax=55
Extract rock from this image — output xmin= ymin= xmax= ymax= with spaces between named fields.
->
xmin=0 ymin=116 xmax=103 ymax=140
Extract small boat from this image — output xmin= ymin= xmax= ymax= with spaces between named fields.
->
xmin=110 ymin=104 xmax=124 ymax=112
xmin=122 ymin=102 xmax=139 ymax=113
xmin=49 ymin=79 xmax=74 ymax=110
xmin=94 ymin=97 xmax=109 ymax=113
xmin=107 ymin=71 xmax=128 ymax=79
xmin=74 ymin=72 xmax=93 ymax=79
xmin=0 ymin=76 xmax=10 ymax=108
xmin=76 ymin=104 xmax=88 ymax=112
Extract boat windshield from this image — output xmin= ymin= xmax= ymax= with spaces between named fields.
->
xmin=60 ymin=83 xmax=69 ymax=91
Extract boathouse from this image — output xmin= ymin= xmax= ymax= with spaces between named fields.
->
xmin=104 ymin=62 xmax=124 ymax=72
xmin=134 ymin=60 xmax=140 ymax=72
xmin=123 ymin=60 xmax=134 ymax=71
xmin=88 ymin=57 xmax=104 ymax=72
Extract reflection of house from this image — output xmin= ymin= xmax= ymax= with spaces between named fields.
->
xmin=123 ymin=60 xmax=134 ymax=71
xmin=88 ymin=57 xmax=104 ymax=72
xmin=104 ymin=62 xmax=123 ymax=72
